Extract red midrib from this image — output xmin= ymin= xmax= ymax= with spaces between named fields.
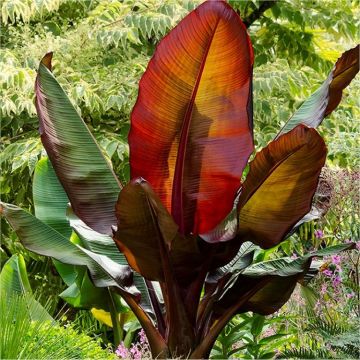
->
xmin=171 ymin=15 xmax=222 ymax=234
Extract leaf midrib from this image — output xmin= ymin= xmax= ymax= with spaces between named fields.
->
xmin=171 ymin=13 xmax=222 ymax=233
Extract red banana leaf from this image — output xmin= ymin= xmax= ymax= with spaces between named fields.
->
xmin=129 ymin=0 xmax=254 ymax=235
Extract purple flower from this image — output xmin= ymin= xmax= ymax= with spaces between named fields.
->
xmin=322 ymin=269 xmax=333 ymax=277
xmin=139 ymin=328 xmax=147 ymax=345
xmin=130 ymin=345 xmax=142 ymax=360
xmin=332 ymin=275 xmax=341 ymax=287
xmin=115 ymin=342 xmax=130 ymax=359
xmin=331 ymin=254 xmax=341 ymax=265
xmin=346 ymin=292 xmax=355 ymax=299
xmin=314 ymin=229 xmax=323 ymax=239
xmin=320 ymin=283 xmax=327 ymax=295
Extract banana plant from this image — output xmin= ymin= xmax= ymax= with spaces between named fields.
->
xmin=1 ymin=1 xmax=358 ymax=358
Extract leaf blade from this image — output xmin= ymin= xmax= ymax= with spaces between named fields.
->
xmin=213 ymin=243 xmax=355 ymax=316
xmin=238 ymin=125 xmax=327 ymax=248
xmin=130 ymin=1 xmax=254 ymax=235
xmin=0 ymin=202 xmax=137 ymax=296
xmin=277 ymin=45 xmax=359 ymax=137
xmin=35 ymin=53 xmax=121 ymax=235
xmin=33 ymin=157 xmax=71 ymax=238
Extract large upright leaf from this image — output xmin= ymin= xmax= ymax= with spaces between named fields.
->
xmin=238 ymin=125 xmax=326 ymax=248
xmin=0 ymin=254 xmax=32 ymax=296
xmin=114 ymin=178 xmax=197 ymax=352
xmin=35 ymin=53 xmax=121 ymax=235
xmin=129 ymin=0 xmax=254 ymax=235
xmin=277 ymin=45 xmax=359 ymax=137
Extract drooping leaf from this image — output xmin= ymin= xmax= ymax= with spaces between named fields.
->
xmin=32 ymin=157 xmax=150 ymax=312
xmin=130 ymin=0 xmax=254 ymax=235
xmin=238 ymin=125 xmax=327 ymax=249
xmin=205 ymin=241 xmax=256 ymax=289
xmin=0 ymin=203 xmax=138 ymax=297
xmin=33 ymin=157 xmax=116 ymax=311
xmin=58 ymin=266 xmax=125 ymax=313
xmin=225 ymin=241 xmax=257 ymax=272
xmin=213 ymin=243 xmax=355 ymax=316
xmin=68 ymin=209 xmax=126 ymax=265
xmin=277 ymin=45 xmax=359 ymax=137
xmin=35 ymin=52 xmax=121 ymax=235
xmin=68 ymin=211 xmax=153 ymax=313
xmin=236 ymin=274 xmax=300 ymax=315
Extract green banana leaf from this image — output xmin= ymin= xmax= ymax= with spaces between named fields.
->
xmin=0 ymin=202 xmax=139 ymax=299
xmin=68 ymin=210 xmax=153 ymax=313
xmin=32 ymin=157 xmax=149 ymax=311
xmin=277 ymin=45 xmax=359 ymax=137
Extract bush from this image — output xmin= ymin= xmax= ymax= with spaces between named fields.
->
xmin=0 ymin=295 xmax=116 ymax=359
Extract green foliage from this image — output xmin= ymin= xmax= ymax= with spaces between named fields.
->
xmin=0 ymin=294 xmax=116 ymax=359
xmin=2 ymin=0 xmax=62 ymax=24
xmin=211 ymin=313 xmax=294 ymax=359
xmin=0 ymin=254 xmax=54 ymax=321
xmin=23 ymin=321 xmax=116 ymax=359
xmin=89 ymin=0 xmax=198 ymax=49
xmin=279 ymin=315 xmax=360 ymax=359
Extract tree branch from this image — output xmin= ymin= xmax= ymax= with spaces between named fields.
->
xmin=243 ymin=1 xmax=277 ymax=28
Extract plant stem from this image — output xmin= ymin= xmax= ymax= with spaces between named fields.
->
xmin=190 ymin=279 xmax=270 ymax=359
xmin=117 ymin=288 xmax=169 ymax=358
xmin=145 ymin=279 xmax=166 ymax=336
xmin=108 ymin=288 xmax=123 ymax=347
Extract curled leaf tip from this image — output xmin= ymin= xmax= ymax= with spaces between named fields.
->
xmin=41 ymin=52 xmax=53 ymax=71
